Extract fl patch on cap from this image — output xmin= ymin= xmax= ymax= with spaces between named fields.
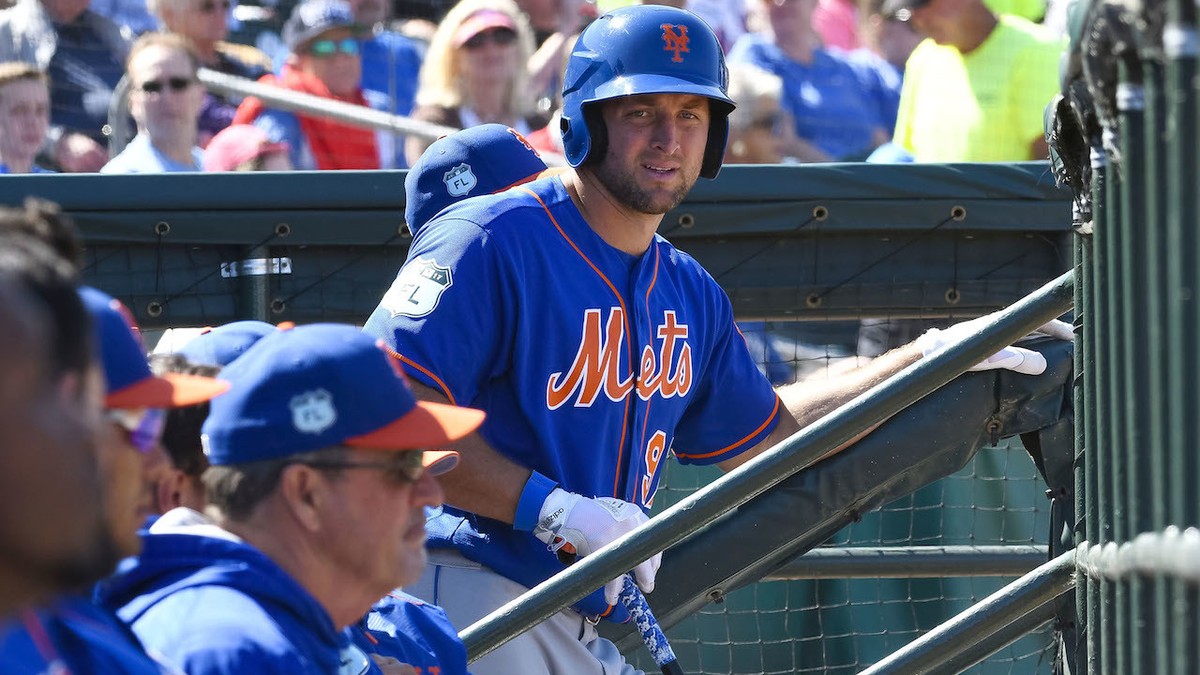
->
xmin=404 ymin=124 xmax=551 ymax=236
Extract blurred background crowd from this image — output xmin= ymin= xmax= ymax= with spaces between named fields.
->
xmin=0 ymin=0 xmax=1069 ymax=175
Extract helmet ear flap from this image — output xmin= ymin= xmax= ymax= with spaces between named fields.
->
xmin=580 ymin=105 xmax=607 ymax=168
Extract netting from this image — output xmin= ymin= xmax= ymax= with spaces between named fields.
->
xmin=624 ymin=318 xmax=1056 ymax=675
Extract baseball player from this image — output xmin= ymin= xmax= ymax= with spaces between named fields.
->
xmin=363 ymin=6 xmax=1057 ymax=673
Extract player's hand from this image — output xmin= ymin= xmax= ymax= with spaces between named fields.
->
xmin=917 ymin=317 xmax=1073 ymax=376
xmin=532 ymin=488 xmax=662 ymax=606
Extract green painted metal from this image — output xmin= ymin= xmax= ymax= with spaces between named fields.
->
xmin=857 ymin=551 xmax=1075 ymax=675
xmin=0 ymin=164 xmax=1071 ymax=328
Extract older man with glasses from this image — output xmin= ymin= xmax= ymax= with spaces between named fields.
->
xmin=102 ymin=31 xmax=207 ymax=173
xmin=233 ymin=0 xmax=390 ymax=170
xmin=100 ymin=323 xmax=485 ymax=674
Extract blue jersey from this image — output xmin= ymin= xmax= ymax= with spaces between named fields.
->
xmin=351 ymin=591 xmax=468 ymax=675
xmin=727 ymin=34 xmax=901 ymax=160
xmin=363 ymin=176 xmax=781 ymax=619
xmin=0 ymin=596 xmax=177 ymax=675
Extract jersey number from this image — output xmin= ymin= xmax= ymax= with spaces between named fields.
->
xmin=640 ymin=431 xmax=668 ymax=507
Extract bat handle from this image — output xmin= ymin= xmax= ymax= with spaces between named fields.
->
xmin=618 ymin=576 xmax=683 ymax=675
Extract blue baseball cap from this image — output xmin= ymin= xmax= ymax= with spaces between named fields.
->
xmin=405 ymin=124 xmax=552 ymax=236
xmin=80 ymin=287 xmax=230 ymax=409
xmin=201 ymin=323 xmax=484 ymax=466
xmin=178 ymin=320 xmax=283 ymax=367
xmin=282 ymin=0 xmax=363 ymax=51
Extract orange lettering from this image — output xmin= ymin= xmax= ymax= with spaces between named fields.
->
xmin=661 ymin=24 xmax=690 ymax=63
xmin=547 ymin=308 xmax=632 ymax=409
xmin=641 ymin=431 xmax=668 ymax=506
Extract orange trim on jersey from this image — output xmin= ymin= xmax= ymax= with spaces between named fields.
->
xmin=381 ymin=345 xmax=458 ymax=406
xmin=674 ymin=395 xmax=782 ymax=460
xmin=520 ymin=186 xmax=633 ymax=498
xmin=636 ymin=246 xmax=662 ymax=496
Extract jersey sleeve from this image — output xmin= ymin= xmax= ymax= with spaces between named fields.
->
xmin=362 ymin=217 xmax=515 ymax=407
xmin=671 ymin=284 xmax=782 ymax=465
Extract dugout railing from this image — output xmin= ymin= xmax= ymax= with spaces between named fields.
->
xmin=0 ymin=161 xmax=1076 ymax=673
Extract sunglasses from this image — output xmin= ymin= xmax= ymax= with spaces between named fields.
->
xmin=197 ymin=0 xmax=230 ymax=13
xmin=749 ymin=111 xmax=785 ymax=132
xmin=308 ymin=38 xmax=360 ymax=57
xmin=107 ymin=408 xmax=166 ymax=455
xmin=138 ymin=77 xmax=195 ymax=94
xmin=463 ymin=28 xmax=517 ymax=50
xmin=301 ymin=449 xmax=428 ymax=485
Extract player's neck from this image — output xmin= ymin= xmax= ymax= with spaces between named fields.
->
xmin=564 ymin=169 xmax=660 ymax=256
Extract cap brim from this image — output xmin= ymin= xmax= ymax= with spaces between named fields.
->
xmin=424 ymin=449 xmax=459 ymax=476
xmin=106 ymin=372 xmax=231 ymax=409
xmin=345 ymin=400 xmax=485 ymax=450
xmin=453 ymin=14 xmax=517 ymax=47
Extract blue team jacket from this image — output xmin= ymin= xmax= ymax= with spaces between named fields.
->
xmin=98 ymin=528 xmax=381 ymax=674
xmin=0 ymin=595 xmax=175 ymax=674
xmin=350 ymin=591 xmax=469 ymax=675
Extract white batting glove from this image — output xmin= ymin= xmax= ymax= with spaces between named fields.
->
xmin=532 ymin=488 xmax=662 ymax=606
xmin=917 ymin=317 xmax=1073 ymax=376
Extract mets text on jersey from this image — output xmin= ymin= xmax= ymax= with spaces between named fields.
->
xmin=546 ymin=308 xmax=693 ymax=409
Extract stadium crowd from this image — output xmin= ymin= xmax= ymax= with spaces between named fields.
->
xmin=0 ymin=0 xmax=1069 ymax=174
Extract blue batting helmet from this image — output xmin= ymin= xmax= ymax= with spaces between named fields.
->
xmin=560 ymin=5 xmax=735 ymax=179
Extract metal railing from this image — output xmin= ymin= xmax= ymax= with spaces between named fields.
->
xmin=460 ymin=269 xmax=1075 ymax=663
xmin=107 ymin=68 xmax=459 ymax=156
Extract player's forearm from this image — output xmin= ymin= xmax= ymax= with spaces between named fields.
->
xmin=406 ymin=381 xmax=526 ymax=523
xmin=776 ymin=342 xmax=923 ymax=428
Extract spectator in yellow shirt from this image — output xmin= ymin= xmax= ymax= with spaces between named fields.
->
xmin=886 ymin=0 xmax=1065 ymax=162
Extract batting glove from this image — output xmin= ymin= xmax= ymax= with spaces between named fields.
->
xmin=532 ymin=488 xmax=662 ymax=606
xmin=917 ymin=317 xmax=1073 ymax=376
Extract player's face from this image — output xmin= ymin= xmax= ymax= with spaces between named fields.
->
xmin=99 ymin=407 xmax=169 ymax=558
xmin=592 ymin=93 xmax=710 ymax=216
xmin=317 ymin=449 xmax=445 ymax=596
xmin=0 ymin=335 xmax=114 ymax=604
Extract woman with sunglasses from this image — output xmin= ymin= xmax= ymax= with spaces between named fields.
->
xmin=404 ymin=0 xmax=546 ymax=165
xmin=148 ymin=0 xmax=272 ymax=148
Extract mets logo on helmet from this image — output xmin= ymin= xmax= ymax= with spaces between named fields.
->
xmin=661 ymin=23 xmax=689 ymax=63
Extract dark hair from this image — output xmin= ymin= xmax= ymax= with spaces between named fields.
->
xmin=204 ymin=447 xmax=349 ymax=521
xmin=149 ymin=353 xmax=219 ymax=477
xmin=0 ymin=233 xmax=90 ymax=378
xmin=0 ymin=198 xmax=83 ymax=270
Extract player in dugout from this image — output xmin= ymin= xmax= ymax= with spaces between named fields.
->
xmin=363 ymin=5 xmax=1070 ymax=673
